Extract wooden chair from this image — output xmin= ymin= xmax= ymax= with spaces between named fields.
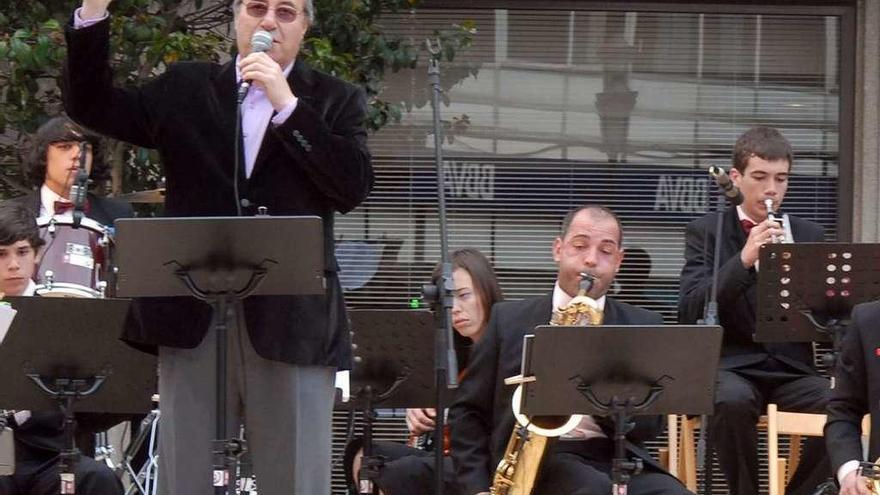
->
xmin=676 ymin=406 xmax=870 ymax=495
xmin=765 ymin=404 xmax=826 ymax=495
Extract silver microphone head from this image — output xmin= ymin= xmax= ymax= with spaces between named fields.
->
xmin=250 ymin=30 xmax=273 ymax=53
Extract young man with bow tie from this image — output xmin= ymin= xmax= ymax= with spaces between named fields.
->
xmin=4 ymin=116 xmax=132 ymax=227
xmin=678 ymin=126 xmax=830 ymax=495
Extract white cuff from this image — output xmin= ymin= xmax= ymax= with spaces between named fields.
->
xmin=271 ymin=98 xmax=298 ymax=125
xmin=73 ymin=7 xmax=109 ymax=28
xmin=838 ymin=459 xmax=862 ymax=485
xmin=13 ymin=410 xmax=31 ymax=426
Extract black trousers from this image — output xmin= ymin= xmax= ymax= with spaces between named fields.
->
xmin=534 ymin=438 xmax=692 ymax=495
xmin=0 ymin=456 xmax=122 ymax=495
xmin=710 ymin=358 xmax=831 ymax=495
xmin=344 ymin=439 xmax=459 ymax=495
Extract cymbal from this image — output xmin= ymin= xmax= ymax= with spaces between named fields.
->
xmin=116 ymin=188 xmax=166 ymax=203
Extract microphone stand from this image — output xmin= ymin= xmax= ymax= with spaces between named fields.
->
xmin=419 ymin=37 xmax=458 ymax=495
xmin=71 ymin=142 xmax=90 ymax=229
xmin=697 ymin=170 xmax=740 ymax=495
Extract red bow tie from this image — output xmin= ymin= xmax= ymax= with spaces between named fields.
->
xmin=740 ymin=219 xmax=756 ymax=234
xmin=53 ymin=200 xmax=90 ymax=215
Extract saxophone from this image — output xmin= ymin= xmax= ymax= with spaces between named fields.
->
xmin=490 ymin=273 xmax=604 ymax=495
xmin=860 ymin=459 xmax=880 ymax=493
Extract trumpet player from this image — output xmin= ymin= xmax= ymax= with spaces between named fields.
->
xmin=678 ymin=126 xmax=830 ymax=495
xmin=450 ymin=205 xmax=691 ymax=495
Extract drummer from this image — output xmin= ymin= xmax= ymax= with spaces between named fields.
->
xmin=0 ymin=203 xmax=124 ymax=495
xmin=4 ymin=115 xmax=131 ymax=226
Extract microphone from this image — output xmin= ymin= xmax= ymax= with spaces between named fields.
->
xmin=708 ymin=166 xmax=743 ymax=205
xmin=237 ymin=30 xmax=274 ymax=104
xmin=70 ymin=141 xmax=91 ymax=228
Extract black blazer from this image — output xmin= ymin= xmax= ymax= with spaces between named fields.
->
xmin=677 ymin=206 xmax=825 ymax=373
xmin=62 ymin=18 xmax=374 ymax=367
xmin=2 ymin=190 xmax=132 ymax=227
xmin=449 ymin=294 xmax=667 ymax=495
xmin=825 ymin=301 xmax=880 ymax=473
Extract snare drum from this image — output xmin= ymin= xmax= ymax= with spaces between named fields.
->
xmin=35 ymin=215 xmax=114 ymax=298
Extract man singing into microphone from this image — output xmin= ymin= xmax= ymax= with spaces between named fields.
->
xmin=62 ymin=0 xmax=374 ymax=493
xmin=677 ymin=126 xmax=830 ymax=495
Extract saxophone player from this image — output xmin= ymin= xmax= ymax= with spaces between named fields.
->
xmin=450 ymin=205 xmax=692 ymax=495
xmin=678 ymin=126 xmax=830 ymax=495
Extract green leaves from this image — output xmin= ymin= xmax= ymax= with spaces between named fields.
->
xmin=0 ymin=0 xmax=479 ymax=196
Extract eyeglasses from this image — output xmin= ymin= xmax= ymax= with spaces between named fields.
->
xmin=244 ymin=1 xmax=300 ymax=23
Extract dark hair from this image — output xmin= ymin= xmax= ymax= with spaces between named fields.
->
xmin=22 ymin=116 xmax=110 ymax=190
xmin=432 ymin=247 xmax=504 ymax=332
xmin=559 ymin=205 xmax=624 ymax=246
xmin=0 ymin=204 xmax=45 ymax=250
xmin=432 ymin=248 xmax=503 ymax=367
xmin=732 ymin=126 xmax=793 ymax=173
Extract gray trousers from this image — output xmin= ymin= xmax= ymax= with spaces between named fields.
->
xmin=157 ymin=306 xmax=335 ymax=495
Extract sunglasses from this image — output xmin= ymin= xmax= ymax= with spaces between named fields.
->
xmin=244 ymin=2 xmax=300 ymax=23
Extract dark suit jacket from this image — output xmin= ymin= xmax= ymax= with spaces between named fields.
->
xmin=825 ymin=301 xmax=880 ymax=473
xmin=449 ymin=294 xmax=667 ymax=495
xmin=2 ymin=190 xmax=132 ymax=228
xmin=677 ymin=206 xmax=825 ymax=374
xmin=62 ymin=18 xmax=374 ymax=367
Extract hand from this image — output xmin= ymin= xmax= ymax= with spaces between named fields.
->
xmin=405 ymin=408 xmax=436 ymax=436
xmin=840 ymin=469 xmax=873 ymax=495
xmin=739 ymin=218 xmax=786 ymax=268
xmin=81 ymin=0 xmax=113 ymax=20
xmin=238 ymin=52 xmax=296 ymax=111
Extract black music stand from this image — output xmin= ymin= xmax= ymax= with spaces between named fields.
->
xmin=520 ymin=324 xmax=722 ymax=494
xmin=113 ymin=216 xmax=325 ymax=495
xmin=345 ymin=309 xmax=451 ymax=495
xmin=0 ymin=297 xmax=155 ymax=493
xmin=756 ymin=243 xmax=880 ymax=345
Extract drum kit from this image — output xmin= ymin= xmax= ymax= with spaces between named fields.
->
xmin=34 ymin=188 xmax=164 ymax=299
xmin=29 ymin=188 xmax=257 ymax=494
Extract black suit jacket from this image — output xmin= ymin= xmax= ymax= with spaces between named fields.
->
xmin=2 ymin=190 xmax=132 ymax=227
xmin=449 ymin=294 xmax=667 ymax=495
xmin=825 ymin=301 xmax=880 ymax=473
xmin=677 ymin=206 xmax=825 ymax=373
xmin=62 ymin=18 xmax=374 ymax=367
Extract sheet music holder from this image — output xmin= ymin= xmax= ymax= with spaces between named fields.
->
xmin=345 ymin=309 xmax=451 ymax=409
xmin=0 ymin=297 xmax=154 ymax=414
xmin=113 ymin=216 xmax=324 ymax=495
xmin=113 ymin=216 xmax=324 ymax=298
xmin=519 ymin=324 xmax=722 ymax=493
xmin=755 ymin=243 xmax=880 ymax=343
xmin=0 ymin=296 xmax=155 ymax=492
xmin=344 ymin=309 xmax=452 ymax=495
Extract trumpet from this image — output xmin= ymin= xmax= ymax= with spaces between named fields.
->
xmin=764 ymin=198 xmax=793 ymax=244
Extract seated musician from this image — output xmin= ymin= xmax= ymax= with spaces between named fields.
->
xmin=450 ymin=205 xmax=691 ymax=495
xmin=825 ymin=300 xmax=880 ymax=495
xmin=0 ymin=204 xmax=123 ymax=495
xmin=345 ymin=247 xmax=504 ymax=494
xmin=7 ymin=115 xmax=131 ymax=226
xmin=677 ymin=126 xmax=830 ymax=495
